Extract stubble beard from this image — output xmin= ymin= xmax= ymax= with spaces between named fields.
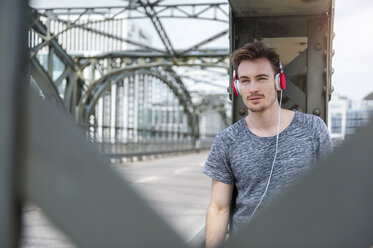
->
xmin=246 ymin=94 xmax=277 ymax=113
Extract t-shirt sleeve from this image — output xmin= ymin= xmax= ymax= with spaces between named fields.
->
xmin=313 ymin=116 xmax=334 ymax=161
xmin=203 ymin=131 xmax=234 ymax=184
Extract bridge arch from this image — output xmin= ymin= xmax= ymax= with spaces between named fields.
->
xmin=79 ymin=66 xmax=199 ymax=144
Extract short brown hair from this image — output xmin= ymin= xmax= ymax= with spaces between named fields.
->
xmin=231 ymin=41 xmax=280 ymax=76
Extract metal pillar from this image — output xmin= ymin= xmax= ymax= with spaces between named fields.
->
xmin=229 ymin=0 xmax=334 ymax=123
xmin=0 ymin=0 xmax=27 ymax=246
xmin=307 ymin=18 xmax=330 ymax=120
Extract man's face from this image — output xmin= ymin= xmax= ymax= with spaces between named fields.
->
xmin=237 ymin=57 xmax=278 ymax=113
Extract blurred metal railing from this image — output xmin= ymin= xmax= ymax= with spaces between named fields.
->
xmin=96 ymin=140 xmax=212 ymax=155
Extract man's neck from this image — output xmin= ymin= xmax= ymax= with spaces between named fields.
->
xmin=246 ymin=103 xmax=282 ymax=135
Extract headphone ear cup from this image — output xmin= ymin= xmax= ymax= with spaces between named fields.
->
xmin=236 ymin=80 xmax=240 ymax=95
xmin=232 ymin=79 xmax=240 ymax=96
xmin=279 ymin=72 xmax=286 ymax=90
xmin=275 ymin=73 xmax=281 ymax=91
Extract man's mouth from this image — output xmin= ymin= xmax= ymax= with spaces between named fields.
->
xmin=248 ymin=96 xmax=263 ymax=101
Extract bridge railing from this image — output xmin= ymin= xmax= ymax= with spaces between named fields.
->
xmin=92 ymin=138 xmax=213 ymax=162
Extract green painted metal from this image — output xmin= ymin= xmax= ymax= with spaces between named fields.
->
xmin=229 ymin=0 xmax=331 ymax=17
xmin=0 ymin=0 xmax=28 ymax=247
xmin=23 ymin=90 xmax=188 ymax=248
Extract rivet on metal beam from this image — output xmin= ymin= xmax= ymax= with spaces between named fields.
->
xmin=332 ymin=49 xmax=335 ymax=57
xmin=239 ymin=108 xmax=246 ymax=115
xmin=315 ymin=43 xmax=322 ymax=51
xmin=313 ymin=108 xmax=321 ymax=116
xmin=331 ymin=85 xmax=334 ymax=93
xmin=316 ymin=23 xmax=323 ymax=31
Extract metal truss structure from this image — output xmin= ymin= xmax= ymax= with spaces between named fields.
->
xmin=36 ymin=2 xmax=229 ymax=23
xmin=28 ymin=1 xmax=231 ymax=154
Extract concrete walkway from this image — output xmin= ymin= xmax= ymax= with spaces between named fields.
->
xmin=20 ymin=151 xmax=211 ymax=247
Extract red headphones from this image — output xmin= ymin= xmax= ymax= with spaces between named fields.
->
xmin=232 ymin=61 xmax=286 ymax=96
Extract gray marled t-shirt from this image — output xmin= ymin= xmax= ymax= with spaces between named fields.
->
xmin=203 ymin=110 xmax=333 ymax=232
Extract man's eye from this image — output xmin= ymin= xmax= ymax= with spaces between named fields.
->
xmin=258 ymin=77 xmax=266 ymax=81
xmin=240 ymin=80 xmax=249 ymax=84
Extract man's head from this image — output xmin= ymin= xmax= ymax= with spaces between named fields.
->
xmin=231 ymin=41 xmax=281 ymax=113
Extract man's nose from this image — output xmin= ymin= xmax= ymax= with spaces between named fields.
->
xmin=248 ymin=82 xmax=259 ymax=93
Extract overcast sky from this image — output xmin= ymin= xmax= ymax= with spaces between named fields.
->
xmin=30 ymin=0 xmax=373 ymax=100
xmin=332 ymin=0 xmax=373 ymax=100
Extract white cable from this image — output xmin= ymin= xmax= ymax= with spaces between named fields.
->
xmin=249 ymin=90 xmax=283 ymax=221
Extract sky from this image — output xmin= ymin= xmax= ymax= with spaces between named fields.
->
xmin=332 ymin=0 xmax=373 ymax=100
xmin=30 ymin=0 xmax=373 ymax=101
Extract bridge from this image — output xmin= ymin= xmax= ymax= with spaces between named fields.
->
xmin=29 ymin=2 xmax=231 ymax=158
xmin=2 ymin=0 xmax=373 ymax=247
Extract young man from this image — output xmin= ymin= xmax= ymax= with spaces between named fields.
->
xmin=203 ymin=41 xmax=333 ymax=248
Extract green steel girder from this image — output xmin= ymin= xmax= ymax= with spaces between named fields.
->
xmin=35 ymin=2 xmax=229 ymax=23
xmin=30 ymin=14 xmax=83 ymax=114
xmin=77 ymin=50 xmax=229 ymax=78
xmin=30 ymin=56 xmax=61 ymax=100
xmin=229 ymin=0 xmax=331 ymax=17
xmin=30 ymin=12 xmax=77 ymax=70
xmin=84 ymin=49 xmax=229 ymax=59
xmin=138 ymin=0 xmax=176 ymax=58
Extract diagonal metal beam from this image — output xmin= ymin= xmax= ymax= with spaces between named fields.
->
xmin=54 ymin=67 xmax=71 ymax=87
xmin=179 ymin=29 xmax=229 ymax=55
xmin=24 ymin=89 xmax=188 ymax=248
xmin=31 ymin=15 xmax=77 ymax=70
xmin=30 ymin=57 xmax=62 ymax=100
xmin=284 ymin=48 xmax=307 ymax=79
xmin=138 ymin=0 xmax=176 ymax=57
xmin=284 ymin=79 xmax=306 ymax=111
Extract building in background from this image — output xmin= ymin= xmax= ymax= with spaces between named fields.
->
xmin=328 ymin=92 xmax=373 ymax=145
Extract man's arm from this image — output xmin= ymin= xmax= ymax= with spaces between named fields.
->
xmin=205 ymin=179 xmax=233 ymax=248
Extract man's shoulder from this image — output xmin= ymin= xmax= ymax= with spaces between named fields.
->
xmin=294 ymin=111 xmax=325 ymax=128
xmin=215 ymin=118 xmax=245 ymax=143
xmin=292 ymin=111 xmax=329 ymax=139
